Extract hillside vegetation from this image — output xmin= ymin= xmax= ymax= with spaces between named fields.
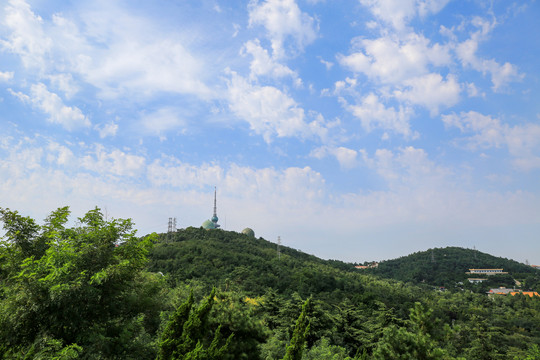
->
xmin=368 ymin=247 xmax=540 ymax=292
xmin=1 ymin=207 xmax=540 ymax=359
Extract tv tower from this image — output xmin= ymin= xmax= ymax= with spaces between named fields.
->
xmin=211 ymin=186 xmax=220 ymax=228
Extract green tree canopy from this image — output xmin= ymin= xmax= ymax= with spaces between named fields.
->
xmin=0 ymin=207 xmax=164 ymax=359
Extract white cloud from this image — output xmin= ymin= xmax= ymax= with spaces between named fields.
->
xmin=9 ymin=83 xmax=90 ymax=130
xmin=455 ymin=18 xmax=523 ymax=92
xmin=47 ymin=73 xmax=79 ymax=99
xmin=360 ymin=146 xmax=451 ymax=189
xmin=339 ymin=33 xmax=452 ymax=85
xmin=46 ymin=142 xmax=74 ymax=166
xmin=81 ymin=145 xmax=146 ymax=177
xmin=1 ymin=0 xmax=213 ymax=101
xmin=442 ymin=111 xmax=505 ymax=148
xmin=138 ymin=108 xmax=187 ymax=137
xmin=0 ymin=71 xmax=14 ymax=81
xmin=319 ymin=57 xmax=333 ymax=70
xmin=241 ymin=39 xmax=298 ymax=81
xmin=95 ymin=121 xmax=118 ymax=139
xmin=248 ymin=0 xmax=317 ymax=58
xmin=394 ymin=73 xmax=460 ymax=115
xmin=148 ymin=157 xmax=223 ymax=189
xmin=226 ymin=71 xmax=327 ymax=142
xmin=310 ymin=146 xmax=359 ymax=169
xmin=359 ymin=0 xmax=450 ymax=31
xmin=443 ymin=111 xmax=540 ymax=170
xmin=0 ymin=0 xmax=52 ymax=69
xmin=345 ymin=93 xmax=416 ymax=138
xmin=80 ymin=38 xmax=212 ymax=100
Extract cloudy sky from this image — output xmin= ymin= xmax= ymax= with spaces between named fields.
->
xmin=1 ymin=0 xmax=539 ymax=264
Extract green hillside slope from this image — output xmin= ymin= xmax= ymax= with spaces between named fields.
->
xmin=368 ymin=247 xmax=540 ymax=291
xmin=148 ymin=227 xmax=417 ymax=310
xmin=147 ymin=229 xmax=540 ymax=359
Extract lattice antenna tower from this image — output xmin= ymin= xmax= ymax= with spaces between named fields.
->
xmin=277 ymin=236 xmax=281 ymax=260
xmin=167 ymin=217 xmax=177 ymax=242
xmin=431 ymin=249 xmax=435 ymax=263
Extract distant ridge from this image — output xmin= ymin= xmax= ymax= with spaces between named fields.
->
xmin=368 ymin=246 xmax=539 ymax=289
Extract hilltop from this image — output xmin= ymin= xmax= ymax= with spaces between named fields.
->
xmin=148 ymin=227 xmax=416 ymax=308
xmin=149 ymin=230 xmax=540 ymax=295
xmin=367 ymin=246 xmax=540 ymax=291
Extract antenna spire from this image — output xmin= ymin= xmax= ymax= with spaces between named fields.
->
xmin=213 ymin=186 xmax=217 ymax=218
xmin=210 ymin=186 xmax=220 ymax=228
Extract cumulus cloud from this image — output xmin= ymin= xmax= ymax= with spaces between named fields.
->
xmin=46 ymin=142 xmax=74 ymax=166
xmin=78 ymin=38 xmax=212 ymax=100
xmin=455 ymin=17 xmax=523 ymax=91
xmin=47 ymin=73 xmax=79 ymax=99
xmin=339 ymin=33 xmax=452 ymax=85
xmin=0 ymin=71 xmax=14 ymax=82
xmin=241 ymin=39 xmax=299 ymax=82
xmin=95 ymin=122 xmax=118 ymax=139
xmin=9 ymin=83 xmax=90 ymax=130
xmin=443 ymin=111 xmax=540 ymax=170
xmin=310 ymin=146 xmax=359 ymax=169
xmin=226 ymin=71 xmax=327 ymax=142
xmin=359 ymin=0 xmax=451 ymax=31
xmin=81 ymin=145 xmax=146 ymax=178
xmin=1 ymin=0 xmax=213 ymax=101
xmin=360 ymin=146 xmax=451 ymax=189
xmin=248 ymin=0 xmax=318 ymax=58
xmin=138 ymin=108 xmax=187 ymax=137
xmin=0 ymin=0 xmax=52 ymax=69
xmin=394 ymin=73 xmax=460 ymax=115
xmin=345 ymin=93 xmax=416 ymax=138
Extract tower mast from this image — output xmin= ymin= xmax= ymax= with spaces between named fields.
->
xmin=210 ymin=186 xmax=220 ymax=228
xmin=213 ymin=186 xmax=217 ymax=219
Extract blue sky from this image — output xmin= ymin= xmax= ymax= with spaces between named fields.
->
xmin=1 ymin=0 xmax=539 ymax=264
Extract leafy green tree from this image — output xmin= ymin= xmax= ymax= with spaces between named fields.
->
xmin=0 ymin=207 xmax=164 ymax=359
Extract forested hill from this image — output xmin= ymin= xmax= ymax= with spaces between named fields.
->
xmin=148 ymin=227 xmax=372 ymax=299
xmin=368 ymin=246 xmax=540 ymax=290
xmin=3 ymin=208 xmax=540 ymax=359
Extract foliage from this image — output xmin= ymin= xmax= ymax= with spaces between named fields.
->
xmin=283 ymin=298 xmax=311 ymax=360
xmin=369 ymin=247 xmax=540 ymax=292
xmin=157 ymin=288 xmax=233 ymax=360
xmin=2 ymin=208 xmax=540 ymax=359
xmin=0 ymin=207 xmax=164 ymax=359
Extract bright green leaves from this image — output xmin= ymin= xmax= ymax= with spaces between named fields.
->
xmin=0 ymin=207 xmax=41 ymax=258
xmin=0 ymin=206 xmax=163 ymax=359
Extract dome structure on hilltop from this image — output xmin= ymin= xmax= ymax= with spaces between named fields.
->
xmin=202 ymin=219 xmax=217 ymax=230
xmin=202 ymin=187 xmax=220 ymax=230
xmin=242 ymin=228 xmax=255 ymax=238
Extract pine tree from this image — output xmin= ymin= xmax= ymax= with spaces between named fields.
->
xmin=283 ymin=298 xmax=311 ymax=360
xmin=157 ymin=288 xmax=233 ymax=360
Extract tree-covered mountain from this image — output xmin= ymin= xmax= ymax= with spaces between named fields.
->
xmin=2 ymin=207 xmax=540 ymax=359
xmin=366 ymin=246 xmax=540 ymax=292
xmin=148 ymin=227 xmax=370 ymax=299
